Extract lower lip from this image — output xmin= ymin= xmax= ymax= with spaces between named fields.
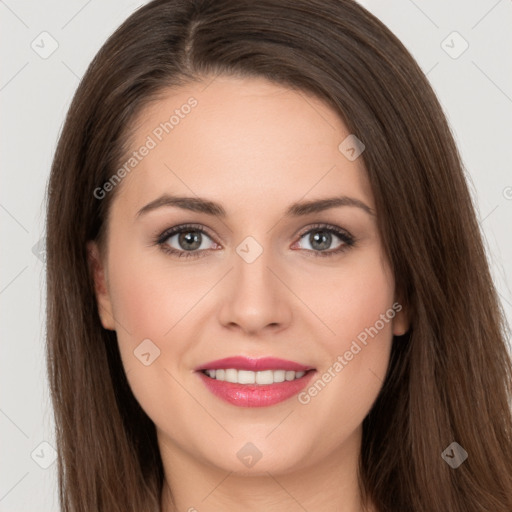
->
xmin=197 ymin=370 xmax=316 ymax=407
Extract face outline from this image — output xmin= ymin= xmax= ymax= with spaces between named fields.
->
xmin=88 ymin=75 xmax=409 ymax=501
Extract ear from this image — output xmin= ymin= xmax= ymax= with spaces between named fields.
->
xmin=391 ymin=300 xmax=410 ymax=336
xmin=86 ymin=241 xmax=116 ymax=330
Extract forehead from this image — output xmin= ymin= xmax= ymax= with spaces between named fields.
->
xmin=112 ymin=75 xmax=373 ymax=217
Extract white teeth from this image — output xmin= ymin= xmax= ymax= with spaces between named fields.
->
xmin=273 ymin=370 xmax=286 ymax=382
xmin=256 ymin=370 xmax=273 ymax=385
xmin=203 ymin=368 xmax=307 ymax=384
xmin=238 ymin=370 xmax=256 ymax=384
xmin=225 ymin=368 xmax=238 ymax=383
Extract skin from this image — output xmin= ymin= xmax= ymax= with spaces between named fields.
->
xmin=88 ymin=75 xmax=409 ymax=512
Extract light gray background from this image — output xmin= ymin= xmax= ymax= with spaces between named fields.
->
xmin=1 ymin=1 xmax=511 ymax=510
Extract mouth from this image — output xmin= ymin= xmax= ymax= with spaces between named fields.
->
xmin=195 ymin=357 xmax=316 ymax=407
xmin=199 ymin=368 xmax=313 ymax=384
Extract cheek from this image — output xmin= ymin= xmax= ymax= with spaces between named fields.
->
xmin=299 ymin=247 xmax=395 ymax=352
xmin=105 ymin=245 xmax=197 ymax=422
xmin=104 ymin=242 xmax=185 ymax=382
xmin=294 ymin=248 xmax=395 ymax=413
xmin=107 ymin=243 xmax=207 ymax=341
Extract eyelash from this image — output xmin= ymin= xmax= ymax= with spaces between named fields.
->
xmin=155 ymin=223 xmax=356 ymax=259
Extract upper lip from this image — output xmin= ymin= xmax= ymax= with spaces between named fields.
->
xmin=196 ymin=356 xmax=315 ymax=372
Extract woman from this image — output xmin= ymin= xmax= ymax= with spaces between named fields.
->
xmin=45 ymin=0 xmax=512 ymax=511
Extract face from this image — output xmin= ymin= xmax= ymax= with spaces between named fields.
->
xmin=89 ymin=75 xmax=409 ymax=477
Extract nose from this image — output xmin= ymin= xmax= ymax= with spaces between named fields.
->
xmin=217 ymin=240 xmax=293 ymax=336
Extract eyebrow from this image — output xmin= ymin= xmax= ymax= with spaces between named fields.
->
xmin=136 ymin=194 xmax=375 ymax=218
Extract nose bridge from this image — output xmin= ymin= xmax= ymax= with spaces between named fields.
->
xmin=218 ymin=233 xmax=291 ymax=332
xmin=233 ymin=234 xmax=277 ymax=299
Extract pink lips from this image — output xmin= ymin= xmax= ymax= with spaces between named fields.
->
xmin=196 ymin=356 xmax=314 ymax=372
xmin=195 ymin=356 xmax=316 ymax=408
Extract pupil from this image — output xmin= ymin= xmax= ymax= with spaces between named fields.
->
xmin=179 ymin=231 xmax=201 ymax=251
xmin=311 ymin=231 xmax=331 ymax=250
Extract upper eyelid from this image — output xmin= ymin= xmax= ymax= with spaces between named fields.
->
xmin=296 ymin=223 xmax=351 ymax=238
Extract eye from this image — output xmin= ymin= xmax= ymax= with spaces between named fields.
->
xmin=156 ymin=224 xmax=218 ymax=258
xmin=155 ymin=223 xmax=355 ymax=259
xmin=293 ymin=224 xmax=355 ymax=257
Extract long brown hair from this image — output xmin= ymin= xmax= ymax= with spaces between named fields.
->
xmin=45 ymin=1 xmax=512 ymax=510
